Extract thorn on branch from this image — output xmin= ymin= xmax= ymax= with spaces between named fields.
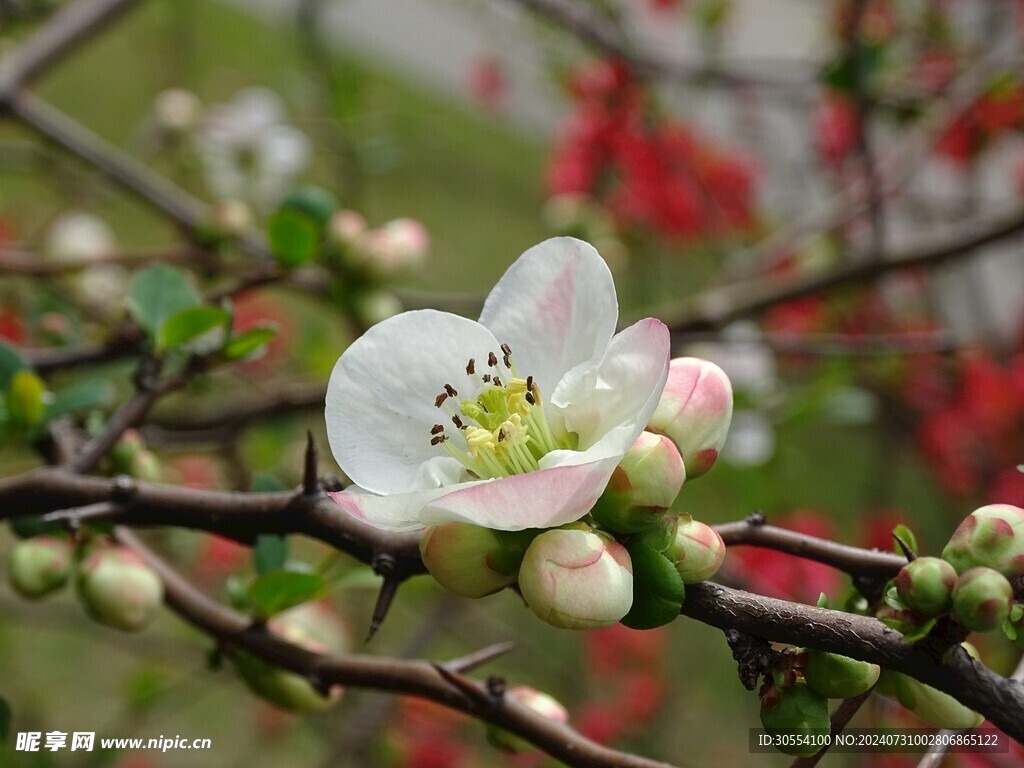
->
xmin=892 ymin=533 xmax=916 ymax=562
xmin=746 ymin=510 xmax=767 ymax=526
xmin=431 ymin=663 xmax=493 ymax=709
xmin=444 ymin=641 xmax=516 ymax=673
xmin=366 ymin=554 xmax=402 ymax=642
xmin=303 ymin=431 xmax=319 ymax=495
xmin=724 ymin=628 xmax=779 ymax=691
xmin=486 ymin=675 xmax=507 ymax=698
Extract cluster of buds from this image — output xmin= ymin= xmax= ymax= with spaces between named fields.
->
xmin=232 ymin=602 xmax=350 ymax=712
xmin=108 ymin=428 xmax=162 ymax=482
xmin=8 ymin=536 xmax=164 ymax=634
xmin=329 ymin=212 xmax=430 ymax=275
xmin=418 ymin=355 xmax=733 ymax=631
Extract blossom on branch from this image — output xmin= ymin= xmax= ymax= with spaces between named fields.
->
xmin=325 ymin=237 xmax=670 ymax=532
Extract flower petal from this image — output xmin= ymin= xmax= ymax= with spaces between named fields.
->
xmin=419 ymin=456 xmax=622 ymax=531
xmin=553 ymin=317 xmax=670 ymax=457
xmin=478 ymin=237 xmax=618 ymax=396
xmin=325 ymin=309 xmax=501 ymax=494
xmin=328 ymin=485 xmax=466 ymax=532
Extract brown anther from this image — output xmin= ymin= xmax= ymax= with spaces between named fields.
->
xmin=497 ymin=429 xmax=505 ymax=443
xmin=466 ymin=359 xmax=475 ymax=375
xmin=487 ymin=352 xmax=498 ymax=367
xmin=452 ymin=415 xmax=464 ymax=429
xmin=482 ymin=374 xmax=491 ymax=383
xmin=526 ymin=375 xmax=534 ymax=391
xmin=444 ymin=384 xmax=458 ymax=398
xmin=430 ymin=424 xmax=444 ymax=435
xmin=493 ymin=377 xmax=502 ymax=388
xmin=435 ymin=392 xmax=448 ymax=408
xmin=525 ymin=391 xmax=536 ymax=405
xmin=430 ymin=435 xmax=447 ymax=446
xmin=502 ymin=355 xmax=511 ymax=368
xmin=500 ymin=343 xmax=512 ymax=357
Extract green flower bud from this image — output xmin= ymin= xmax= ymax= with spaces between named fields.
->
xmin=647 ymin=357 xmax=733 ymax=479
xmin=109 ymin=429 xmax=145 ymax=471
xmin=941 ymin=503 xmax=1024 ymax=578
xmin=878 ymin=670 xmax=983 ymax=730
xmin=895 ymin=557 xmax=957 ymax=617
xmin=7 ymin=369 xmax=46 ymax=428
xmin=130 ymin=449 xmax=162 ymax=482
xmin=518 ymin=527 xmax=633 ymax=629
xmin=591 ymin=432 xmax=686 ymax=533
xmin=487 ymin=685 xmax=569 ymax=753
xmin=759 ymin=681 xmax=830 ymax=756
xmin=77 ymin=547 xmax=163 ymax=632
xmin=951 ymin=566 xmax=1013 ymax=632
xmin=802 ymin=651 xmax=880 ymax=699
xmin=8 ymin=536 xmax=72 ymax=599
xmin=234 ymin=602 xmax=350 ymax=713
xmin=419 ymin=522 xmax=526 ymax=598
xmin=665 ymin=515 xmax=726 ymax=584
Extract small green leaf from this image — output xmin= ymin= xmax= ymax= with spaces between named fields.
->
xmin=268 ymin=208 xmax=319 ymax=267
xmin=1011 ymin=603 xmax=1024 ymax=623
xmin=248 ymin=570 xmax=325 ymax=619
xmin=0 ymin=696 xmax=9 ymax=743
xmin=223 ymin=324 xmax=278 ymax=361
xmin=6 ymin=369 xmax=46 ymax=427
xmin=0 ymin=341 xmax=27 ymax=391
xmin=900 ymin=617 xmax=938 ymax=643
xmin=44 ymin=379 xmax=114 ymax=422
xmin=883 ymin=582 xmax=907 ymax=612
xmin=253 ymin=534 xmax=287 ymax=575
xmin=157 ymin=306 xmax=228 ymax=352
xmin=125 ymin=264 xmax=201 ymax=338
xmin=816 ymin=592 xmax=830 ymax=609
xmin=1005 ymin=620 xmax=1019 ymax=642
xmin=892 ymin=524 xmax=918 ymax=558
xmin=279 ymin=185 xmax=338 ymax=227
xmin=620 ymin=540 xmax=685 ymax=630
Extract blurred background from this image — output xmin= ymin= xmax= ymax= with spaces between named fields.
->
xmin=1 ymin=0 xmax=1024 ymax=766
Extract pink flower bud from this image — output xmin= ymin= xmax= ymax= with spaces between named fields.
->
xmin=328 ymin=209 xmax=367 ymax=248
xmin=518 ymin=527 xmax=633 ymax=629
xmin=488 ymin=685 xmax=570 ymax=753
xmin=234 ymin=602 xmax=350 ymax=712
xmin=77 ymin=547 xmax=163 ymax=632
xmin=647 ymin=357 xmax=733 ymax=478
xmin=358 ymin=218 xmax=429 ymax=274
xmin=951 ymin=567 xmax=1013 ymax=632
xmin=942 ymin=503 xmax=1024 ymax=579
xmin=665 ymin=515 xmax=726 ymax=584
xmin=592 ymin=431 xmax=685 ymax=533
xmin=8 ymin=536 xmax=72 ymax=599
xmin=419 ymin=522 xmax=524 ymax=598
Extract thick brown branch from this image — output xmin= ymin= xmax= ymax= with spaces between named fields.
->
xmin=114 ymin=527 xmax=678 ymax=768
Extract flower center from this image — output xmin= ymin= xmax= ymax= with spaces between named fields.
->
xmin=430 ymin=344 xmax=572 ymax=479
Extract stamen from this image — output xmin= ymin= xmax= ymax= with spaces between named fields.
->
xmin=501 ymin=343 xmax=512 ymax=357
xmin=482 ymin=374 xmax=491 ymax=383
xmin=497 ymin=428 xmax=505 ymax=442
xmin=452 ymin=415 xmax=464 ymax=429
xmin=526 ymin=375 xmax=533 ymax=392
xmin=525 ymin=391 xmax=536 ymax=405
xmin=430 ymin=435 xmax=447 ymax=445
xmin=444 ymin=384 xmax=458 ymax=398
xmin=430 ymin=424 xmax=444 ymax=435
xmin=493 ymin=376 xmax=502 ymax=387
xmin=466 ymin=358 xmax=475 ymax=375
xmin=487 ymin=352 xmax=498 ymax=367
xmin=435 ymin=392 xmax=448 ymax=407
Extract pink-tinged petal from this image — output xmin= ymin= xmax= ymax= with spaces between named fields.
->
xmin=327 ymin=484 xmax=477 ymax=533
xmin=554 ymin=318 xmax=670 ymax=456
xmin=478 ymin=237 xmax=617 ymax=396
xmin=419 ymin=456 xmax=622 ymax=531
xmin=325 ymin=309 xmax=499 ymax=495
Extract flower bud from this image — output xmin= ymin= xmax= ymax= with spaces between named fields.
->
xmin=77 ymin=547 xmax=163 ymax=632
xmin=45 ymin=212 xmax=116 ymax=261
xmin=234 ymin=602 xmax=350 ymax=712
xmin=591 ymin=432 xmax=685 ymax=533
xmin=895 ymin=556 xmax=957 ymax=617
xmin=153 ymin=88 xmax=202 ymax=134
xmin=941 ymin=504 xmax=1024 ymax=579
xmin=802 ymin=651 xmax=880 ymax=699
xmin=110 ymin=428 xmax=145 ymax=470
xmin=419 ymin=523 xmax=525 ymax=598
xmin=665 ymin=515 xmax=726 ymax=584
xmin=208 ymin=199 xmax=253 ymax=238
xmin=951 ymin=566 xmax=1013 ymax=632
xmin=518 ymin=527 xmax=633 ymax=629
xmin=6 ymin=369 xmax=47 ymax=428
xmin=355 ymin=290 xmax=403 ymax=327
xmin=647 ymin=357 xmax=733 ymax=479
xmin=487 ymin=685 xmax=569 ymax=753
xmin=327 ymin=209 xmax=367 ymax=249
xmin=879 ymin=670 xmax=983 ymax=729
xmin=380 ymin=218 xmax=429 ymax=269
xmin=759 ymin=681 xmax=830 ymax=756
xmin=8 ymin=536 xmax=72 ymax=599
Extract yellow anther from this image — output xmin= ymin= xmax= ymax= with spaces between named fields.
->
xmin=465 ymin=426 xmax=496 ymax=458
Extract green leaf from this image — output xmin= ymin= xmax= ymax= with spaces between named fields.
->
xmin=900 ymin=617 xmax=938 ymax=643
xmin=6 ymin=370 xmax=46 ymax=428
xmin=0 ymin=696 xmax=9 ymax=743
xmin=0 ymin=341 xmax=27 ymax=391
xmin=253 ymin=534 xmax=287 ymax=575
xmin=44 ymin=379 xmax=114 ymax=422
xmin=157 ymin=306 xmax=228 ymax=353
xmin=1005 ymin=619 xmax=1019 ymax=642
xmin=268 ymin=208 xmax=320 ymax=267
xmin=816 ymin=592 xmax=830 ymax=609
xmin=223 ymin=324 xmax=278 ymax=361
xmin=125 ymin=264 xmax=201 ymax=338
xmin=883 ymin=582 xmax=907 ymax=611
xmin=248 ymin=570 xmax=325 ymax=619
xmin=279 ymin=185 xmax=338 ymax=227
xmin=620 ymin=540 xmax=685 ymax=630
xmin=892 ymin=524 xmax=918 ymax=558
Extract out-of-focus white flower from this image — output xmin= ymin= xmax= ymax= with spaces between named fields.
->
xmin=153 ymin=88 xmax=203 ymax=135
xmin=196 ymin=87 xmax=311 ymax=212
xmin=45 ymin=213 xmax=127 ymax=317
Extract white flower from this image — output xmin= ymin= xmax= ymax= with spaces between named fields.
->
xmin=196 ymin=87 xmax=311 ymax=211
xmin=325 ymin=237 xmax=670 ymax=532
